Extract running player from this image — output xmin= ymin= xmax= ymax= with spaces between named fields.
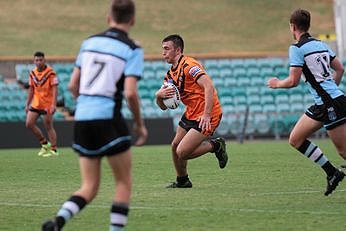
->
xmin=155 ymin=34 xmax=228 ymax=188
xmin=25 ymin=51 xmax=59 ymax=157
xmin=267 ymin=9 xmax=346 ymax=196
xmin=41 ymin=0 xmax=147 ymax=230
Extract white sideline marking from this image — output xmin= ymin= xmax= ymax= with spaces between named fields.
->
xmin=250 ymin=189 xmax=346 ymax=196
xmin=0 ymin=201 xmax=345 ymax=215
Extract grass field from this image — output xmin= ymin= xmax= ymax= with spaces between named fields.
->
xmin=0 ymin=0 xmax=335 ymax=56
xmin=1 ymin=139 xmax=346 ymax=231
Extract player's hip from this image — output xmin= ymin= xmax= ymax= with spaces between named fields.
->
xmin=72 ymin=119 xmax=131 ymax=157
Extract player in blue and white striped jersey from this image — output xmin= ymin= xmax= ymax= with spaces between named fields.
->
xmin=267 ymin=9 xmax=345 ymax=196
xmin=42 ymin=1 xmax=147 ymax=230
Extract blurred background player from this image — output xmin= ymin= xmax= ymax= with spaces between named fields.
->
xmin=155 ymin=34 xmax=228 ymax=188
xmin=41 ymin=0 xmax=148 ymax=230
xmin=25 ymin=51 xmax=59 ymax=157
xmin=267 ymin=9 xmax=346 ymax=196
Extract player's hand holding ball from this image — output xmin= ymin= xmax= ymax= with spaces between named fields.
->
xmin=156 ymin=83 xmax=181 ymax=109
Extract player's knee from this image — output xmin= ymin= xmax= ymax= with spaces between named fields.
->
xmin=25 ymin=121 xmax=34 ymax=129
xmin=336 ymin=147 xmax=346 ymax=160
xmin=80 ymin=184 xmax=99 ymax=202
xmin=171 ymin=141 xmax=179 ymax=152
xmin=288 ymin=135 xmax=300 ymax=149
xmin=175 ymin=147 xmax=189 ymax=160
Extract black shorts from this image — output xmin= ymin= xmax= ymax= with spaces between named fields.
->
xmin=178 ymin=113 xmax=222 ymax=136
xmin=305 ymin=95 xmax=346 ymax=130
xmin=29 ymin=106 xmax=47 ymax=115
xmin=72 ymin=116 xmax=131 ymax=158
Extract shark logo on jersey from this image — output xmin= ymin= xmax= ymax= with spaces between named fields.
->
xmin=189 ymin=66 xmax=202 ymax=78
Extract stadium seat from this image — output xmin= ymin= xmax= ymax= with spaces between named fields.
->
xmin=275 ymin=67 xmax=289 ymax=78
xmin=236 ymin=76 xmax=251 ymax=87
xmin=249 ymin=75 xmax=265 ymax=86
xmin=243 ymin=58 xmax=258 ymax=68
xmin=204 ymin=59 xmax=219 ymax=70
xmin=220 ymin=96 xmax=234 ymax=107
xmin=260 ymin=67 xmax=275 ymax=79
xmin=230 ymin=59 xmax=245 ymax=69
xmin=290 ymin=103 xmax=305 ymax=113
xmin=254 ymin=114 xmax=270 ymax=134
xmin=224 ymin=76 xmax=237 ymax=87
xmin=246 ymin=67 xmax=260 ymax=78
xmin=275 ymin=93 xmax=289 ymax=104
xmin=276 ymin=104 xmax=290 ymax=113
xmin=260 ymin=94 xmax=275 ymax=105
xmin=218 ymin=87 xmax=232 ymax=97
xmin=218 ymin=59 xmax=232 ymax=69
xmin=257 ymin=58 xmax=272 ymax=68
xmin=232 ymin=67 xmax=247 ymax=78
xmin=262 ymin=103 xmax=276 ymax=114
xmin=219 ymin=67 xmax=232 ymax=78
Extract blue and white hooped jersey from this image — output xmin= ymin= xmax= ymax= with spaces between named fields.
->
xmin=289 ymin=33 xmax=343 ymax=105
xmin=74 ymin=28 xmax=143 ymax=121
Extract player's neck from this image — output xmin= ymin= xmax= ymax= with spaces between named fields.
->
xmin=172 ymin=55 xmax=183 ymax=69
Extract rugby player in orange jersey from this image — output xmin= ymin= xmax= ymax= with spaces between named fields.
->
xmin=155 ymin=34 xmax=229 ymax=188
xmin=25 ymin=51 xmax=59 ymax=157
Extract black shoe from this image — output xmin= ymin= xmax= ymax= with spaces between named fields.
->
xmin=213 ymin=137 xmax=228 ymax=169
xmin=324 ymin=169 xmax=345 ymax=196
xmin=166 ymin=180 xmax=193 ymax=188
xmin=42 ymin=219 xmax=60 ymax=231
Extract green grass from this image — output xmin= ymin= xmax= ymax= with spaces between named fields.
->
xmin=0 ymin=0 xmax=335 ymax=56
xmin=1 ymin=139 xmax=346 ymax=231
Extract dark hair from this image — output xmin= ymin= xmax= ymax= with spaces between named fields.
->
xmin=290 ymin=9 xmax=310 ymax=32
xmin=34 ymin=51 xmax=45 ymax=57
xmin=110 ymin=0 xmax=135 ymax=23
xmin=162 ymin=34 xmax=184 ymax=53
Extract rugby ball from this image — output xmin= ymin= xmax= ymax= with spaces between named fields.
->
xmin=162 ymin=83 xmax=180 ymax=109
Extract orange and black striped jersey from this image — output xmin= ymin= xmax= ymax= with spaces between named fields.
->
xmin=29 ymin=65 xmax=58 ymax=109
xmin=164 ymin=55 xmax=222 ymax=120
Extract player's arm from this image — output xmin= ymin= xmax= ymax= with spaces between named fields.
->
xmin=124 ymin=76 xmax=148 ymax=146
xmin=50 ymin=84 xmax=58 ymax=114
xmin=155 ymin=85 xmax=175 ymax=110
xmin=68 ymin=67 xmax=81 ymax=98
xmin=25 ymin=85 xmax=34 ymax=113
xmin=330 ymin=57 xmax=345 ymax=86
xmin=267 ymin=67 xmax=302 ymax=89
xmin=196 ymin=74 xmax=214 ymax=131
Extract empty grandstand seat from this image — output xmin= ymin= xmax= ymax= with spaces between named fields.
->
xmin=230 ymin=59 xmax=245 ymax=69
xmin=204 ymin=59 xmax=219 ymax=70
xmin=246 ymin=67 xmax=260 ymax=77
xmin=243 ymin=58 xmax=258 ymax=68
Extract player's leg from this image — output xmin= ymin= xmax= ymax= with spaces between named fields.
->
xmin=107 ymin=150 xmax=132 ymax=231
xmin=26 ymin=110 xmax=50 ymax=156
xmin=43 ymin=113 xmax=58 ymax=155
xmin=177 ymin=113 xmax=228 ymax=168
xmin=328 ymin=121 xmax=346 ymax=160
xmin=42 ymin=156 xmax=101 ymax=231
xmin=289 ymin=114 xmax=342 ymax=196
xmin=166 ymin=126 xmax=192 ymax=188
xmin=175 ymin=129 xmax=210 ymax=160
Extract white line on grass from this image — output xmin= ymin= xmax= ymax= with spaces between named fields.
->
xmin=250 ymin=189 xmax=346 ymax=196
xmin=0 ymin=202 xmax=345 ymax=216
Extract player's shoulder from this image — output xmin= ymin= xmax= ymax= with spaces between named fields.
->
xmin=183 ymin=56 xmax=201 ymax=65
xmin=88 ymin=28 xmax=141 ymax=50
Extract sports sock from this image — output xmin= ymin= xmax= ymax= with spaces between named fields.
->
xmin=40 ymin=138 xmax=48 ymax=145
xmin=297 ymin=139 xmax=336 ymax=176
xmin=51 ymin=145 xmax=57 ymax=151
xmin=56 ymin=195 xmax=87 ymax=229
xmin=110 ymin=202 xmax=129 ymax=231
xmin=177 ymin=175 xmax=189 ymax=184
xmin=210 ymin=139 xmax=220 ymax=153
